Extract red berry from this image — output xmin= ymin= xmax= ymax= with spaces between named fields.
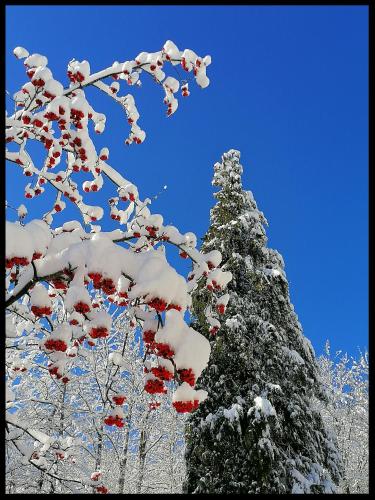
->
xmin=74 ymin=301 xmax=91 ymax=314
xmin=31 ymin=305 xmax=52 ymax=318
xmin=89 ymin=327 xmax=108 ymax=339
xmin=216 ymin=304 xmax=226 ymax=315
xmin=142 ymin=329 xmax=155 ymax=344
xmin=166 ymin=303 xmax=182 ymax=312
xmin=173 ymin=399 xmax=199 ymax=413
xmin=112 ymin=395 xmax=126 ymax=406
xmin=147 ymin=297 xmax=167 ymax=312
xmin=151 ymin=366 xmax=174 ymax=381
xmin=32 ymin=118 xmax=43 ymax=128
xmin=154 ymin=342 xmax=174 ymax=359
xmin=144 ymin=379 xmax=167 ymax=395
xmin=178 ymin=368 xmax=195 ymax=386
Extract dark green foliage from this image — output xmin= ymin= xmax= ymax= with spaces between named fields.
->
xmin=184 ymin=150 xmax=342 ymax=494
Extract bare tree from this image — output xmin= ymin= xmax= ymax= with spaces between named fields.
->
xmin=316 ymin=341 xmax=369 ymax=494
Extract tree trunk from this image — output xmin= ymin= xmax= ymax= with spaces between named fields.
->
xmin=54 ymin=385 xmax=66 ymax=492
xmin=118 ymin=404 xmax=133 ymax=494
xmin=136 ymin=412 xmax=150 ymax=494
xmin=92 ymin=421 xmax=104 ymax=494
xmin=136 ymin=430 xmax=147 ymax=494
xmin=169 ymin=414 xmax=177 ymax=493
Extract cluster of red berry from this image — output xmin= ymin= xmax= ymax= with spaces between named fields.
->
xmin=88 ymin=273 xmax=116 ymax=295
xmin=142 ymin=329 xmax=156 ymax=344
xmin=207 ymin=279 xmax=222 ymax=292
xmin=154 ymin=342 xmax=175 ymax=359
xmin=147 ymin=297 xmax=167 ymax=312
xmin=31 ymin=76 xmax=46 ymax=88
xmin=67 ymin=69 xmax=86 ymax=84
xmin=104 ymin=415 xmax=124 ymax=428
xmin=48 ymin=365 xmax=69 ymax=384
xmin=145 ymin=225 xmax=158 ymax=238
xmin=89 ymin=327 xmax=109 ymax=339
xmin=166 ymin=303 xmax=182 ymax=312
xmin=6 ymin=256 xmax=30 ymax=268
xmin=178 ymin=368 xmax=195 ymax=386
xmin=31 ymin=305 xmax=52 ymax=317
xmin=172 ymin=399 xmax=199 ymax=413
xmin=44 ymin=109 xmax=59 ymax=121
xmin=70 ymin=107 xmax=85 ymax=121
xmin=116 ymin=191 xmax=136 ymax=204
xmin=144 ymin=379 xmax=167 ymax=395
xmin=44 ymin=338 xmax=68 ymax=352
xmin=51 ymin=279 xmax=68 ymax=290
xmin=112 ymin=395 xmax=126 ymax=406
xmin=74 ymin=301 xmax=91 ymax=314
xmin=151 ymin=366 xmax=174 ymax=381
xmin=96 ymin=485 xmax=108 ymax=494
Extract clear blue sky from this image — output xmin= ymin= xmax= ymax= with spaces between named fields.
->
xmin=6 ymin=5 xmax=368 ymax=357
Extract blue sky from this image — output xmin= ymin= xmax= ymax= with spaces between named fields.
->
xmin=6 ymin=5 xmax=368 ymax=357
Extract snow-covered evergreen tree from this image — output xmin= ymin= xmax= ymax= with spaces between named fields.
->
xmin=184 ymin=149 xmax=342 ymax=494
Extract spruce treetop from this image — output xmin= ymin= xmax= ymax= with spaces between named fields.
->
xmin=205 ymin=150 xmax=268 ymax=261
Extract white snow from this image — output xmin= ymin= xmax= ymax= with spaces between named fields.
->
xmin=223 ymin=403 xmax=243 ymax=423
xmin=17 ymin=204 xmax=27 ymax=218
xmin=64 ymin=285 xmax=92 ymax=312
xmin=282 ymin=347 xmax=305 ymax=365
xmin=6 ymin=221 xmax=34 ymax=262
xmin=13 ymin=46 xmax=29 ymax=59
xmin=84 ymin=310 xmax=112 ymax=332
xmin=30 ymin=283 xmax=51 ymax=308
xmin=173 ymin=325 xmax=211 ymax=379
xmin=250 ymin=396 xmax=277 ymax=419
xmin=108 ymin=352 xmax=124 ymax=367
xmin=225 ymin=318 xmax=241 ymax=330
xmin=172 ymin=382 xmax=207 ymax=403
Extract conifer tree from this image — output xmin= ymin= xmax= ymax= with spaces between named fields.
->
xmin=184 ymin=150 xmax=342 ymax=494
